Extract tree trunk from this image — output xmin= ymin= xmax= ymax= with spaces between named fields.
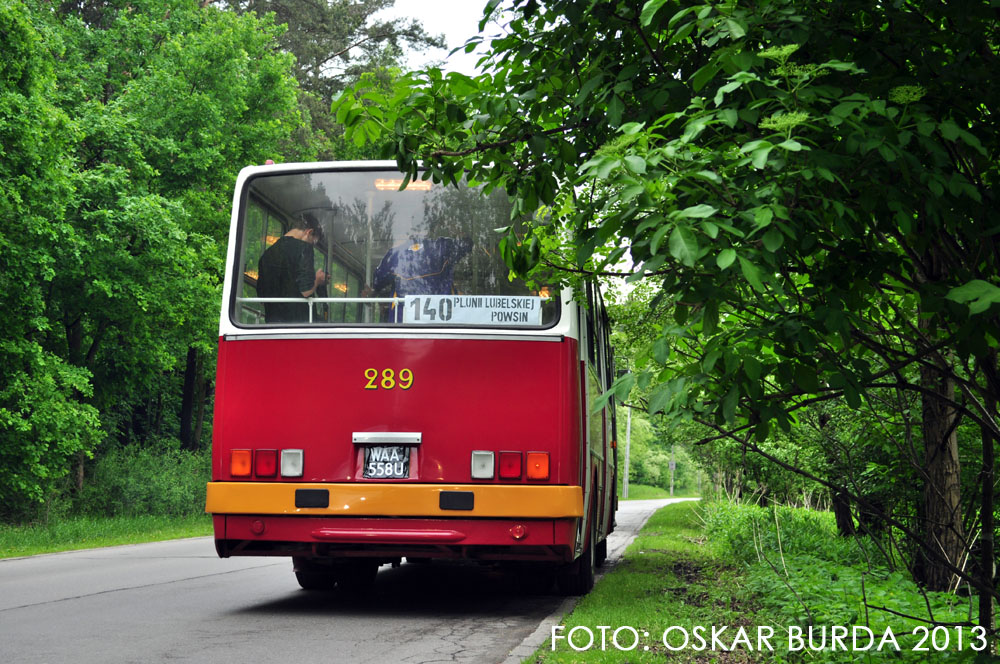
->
xmin=977 ymin=350 xmax=997 ymax=637
xmin=180 ymin=347 xmax=198 ymax=450
xmin=979 ymin=414 xmax=996 ymax=636
xmin=66 ymin=317 xmax=84 ymax=366
xmin=857 ymin=493 xmax=888 ymax=537
xmin=832 ymin=489 xmax=855 ymax=536
xmin=192 ymin=366 xmax=207 ymax=449
xmin=917 ymin=357 xmax=965 ymax=591
xmin=817 ymin=412 xmax=855 ymax=536
xmin=75 ymin=450 xmax=85 ymax=493
xmin=913 ymin=241 xmax=965 ymax=592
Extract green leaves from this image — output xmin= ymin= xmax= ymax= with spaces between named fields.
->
xmin=623 ymin=155 xmax=647 ymax=174
xmin=717 ymin=248 xmax=737 ymax=270
xmin=738 ymin=256 xmax=765 ymax=292
xmin=332 ymin=1 xmax=1000 ymax=580
xmin=677 ymin=204 xmax=718 ymax=219
xmin=947 ymin=280 xmax=1000 ymax=315
xmin=639 ymin=0 xmax=670 ymax=26
xmin=761 ymin=227 xmax=784 ymax=252
xmin=752 ymin=145 xmax=773 ymax=169
xmin=668 ymin=226 xmax=699 ymax=267
xmin=0 ymin=0 xmax=314 ymax=510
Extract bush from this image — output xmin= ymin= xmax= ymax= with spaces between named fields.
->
xmin=75 ymin=443 xmax=209 ymax=517
xmin=701 ymin=501 xmax=982 ymax=662
xmin=701 ymin=501 xmax=873 ymax=567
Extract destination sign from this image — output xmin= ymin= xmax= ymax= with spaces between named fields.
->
xmin=402 ymin=295 xmax=543 ymax=326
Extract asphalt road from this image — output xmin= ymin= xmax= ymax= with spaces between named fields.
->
xmin=0 ymin=498 xmax=692 ymax=664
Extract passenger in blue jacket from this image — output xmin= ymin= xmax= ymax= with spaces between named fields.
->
xmin=372 ymin=236 xmax=472 ymax=320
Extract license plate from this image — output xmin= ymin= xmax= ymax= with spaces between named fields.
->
xmin=363 ymin=445 xmax=411 ymax=479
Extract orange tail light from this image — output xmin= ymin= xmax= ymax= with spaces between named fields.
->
xmin=526 ymin=452 xmax=550 ymax=480
xmin=231 ymin=449 xmax=252 ymax=477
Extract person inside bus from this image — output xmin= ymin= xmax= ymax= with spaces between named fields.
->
xmin=370 ymin=235 xmax=472 ymax=321
xmin=256 ymin=213 xmax=327 ymax=323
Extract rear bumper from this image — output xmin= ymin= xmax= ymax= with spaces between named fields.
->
xmin=207 ymin=482 xmax=584 ymax=562
xmin=205 ymin=482 xmax=583 ymax=518
xmin=214 ymin=514 xmax=579 ymax=561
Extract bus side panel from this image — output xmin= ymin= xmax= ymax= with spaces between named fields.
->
xmin=211 ymin=337 xmax=581 ymax=486
xmin=211 ymin=336 xmax=230 ymax=482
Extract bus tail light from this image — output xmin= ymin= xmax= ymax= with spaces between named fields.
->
xmin=281 ymin=449 xmax=304 ymax=477
xmin=498 ymin=452 xmax=522 ymax=479
xmin=231 ymin=450 xmax=252 ymax=477
xmin=255 ymin=449 xmax=278 ymax=477
xmin=470 ymin=451 xmax=494 ymax=479
xmin=526 ymin=452 xmax=550 ymax=480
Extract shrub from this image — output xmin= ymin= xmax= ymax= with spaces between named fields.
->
xmin=701 ymin=501 xmax=872 ymax=567
xmin=701 ymin=501 xmax=981 ymax=662
xmin=75 ymin=443 xmax=209 ymax=517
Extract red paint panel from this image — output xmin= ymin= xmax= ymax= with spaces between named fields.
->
xmin=212 ymin=337 xmax=581 ymax=485
xmin=212 ymin=515 xmax=226 ymax=539
xmin=223 ymin=515 xmax=570 ymax=549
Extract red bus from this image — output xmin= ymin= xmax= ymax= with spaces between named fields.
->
xmin=206 ymin=161 xmax=618 ymax=595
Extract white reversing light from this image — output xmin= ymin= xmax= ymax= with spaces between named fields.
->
xmin=470 ymin=451 xmax=494 ymax=479
xmin=280 ymin=449 xmax=304 ymax=477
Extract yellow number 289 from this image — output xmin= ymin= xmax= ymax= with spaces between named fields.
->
xmin=364 ymin=368 xmax=413 ymax=390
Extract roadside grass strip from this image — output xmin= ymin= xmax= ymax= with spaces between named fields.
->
xmin=619 ymin=484 xmax=701 ymax=501
xmin=0 ymin=514 xmax=213 ymax=558
xmin=532 ymin=501 xmax=993 ymax=663
xmin=534 ymin=500 xmax=759 ymax=663
xmin=702 ymin=502 xmax=991 ymax=662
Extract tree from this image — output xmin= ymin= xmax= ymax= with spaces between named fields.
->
xmin=0 ymin=0 xmax=307 ymax=501
xmin=42 ymin=0 xmax=305 ymax=455
xmin=0 ymin=0 xmax=103 ymax=515
xmin=336 ymin=0 xmax=999 ymax=627
xmin=221 ymin=0 xmax=444 ymax=158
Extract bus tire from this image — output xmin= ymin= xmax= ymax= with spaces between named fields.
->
xmin=556 ymin=522 xmax=595 ymax=596
xmin=595 ymin=537 xmax=608 ymax=568
xmin=334 ymin=560 xmax=379 ymax=594
xmin=293 ymin=557 xmax=335 ymax=591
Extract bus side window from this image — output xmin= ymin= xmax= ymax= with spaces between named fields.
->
xmin=600 ymin=301 xmax=614 ymax=391
xmin=239 ymin=202 xmax=270 ymax=324
xmin=586 ymin=283 xmax=598 ymax=366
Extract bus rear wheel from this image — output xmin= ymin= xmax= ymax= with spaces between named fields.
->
xmin=334 ymin=560 xmax=379 ymax=594
xmin=595 ymin=537 xmax=608 ymax=568
xmin=293 ymin=558 xmax=379 ymax=593
xmin=556 ymin=523 xmax=596 ymax=595
xmin=293 ymin=557 xmax=335 ymax=591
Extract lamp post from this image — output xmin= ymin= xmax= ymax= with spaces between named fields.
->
xmin=623 ymin=405 xmax=631 ymax=500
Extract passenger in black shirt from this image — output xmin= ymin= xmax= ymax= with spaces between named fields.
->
xmin=257 ymin=214 xmax=327 ymax=323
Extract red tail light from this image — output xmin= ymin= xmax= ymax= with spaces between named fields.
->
xmin=498 ymin=452 xmax=522 ymax=479
xmin=255 ymin=449 xmax=278 ymax=477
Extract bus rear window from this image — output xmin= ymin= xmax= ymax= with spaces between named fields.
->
xmin=231 ymin=169 xmax=558 ymax=328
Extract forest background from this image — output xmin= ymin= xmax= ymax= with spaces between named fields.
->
xmin=2 ymin=0 xmax=997 ymax=642
xmin=1 ymin=0 xmax=699 ymax=525
xmin=1 ymin=0 xmax=444 ymax=523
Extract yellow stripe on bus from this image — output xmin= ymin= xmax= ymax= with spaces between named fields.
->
xmin=205 ymin=482 xmax=583 ymax=518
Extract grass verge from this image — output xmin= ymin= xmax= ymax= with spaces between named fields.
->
xmin=531 ymin=500 xmax=758 ymax=663
xmin=619 ymin=483 xmax=700 ymax=500
xmin=531 ymin=501 xmax=992 ymax=663
xmin=0 ymin=514 xmax=213 ymax=559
